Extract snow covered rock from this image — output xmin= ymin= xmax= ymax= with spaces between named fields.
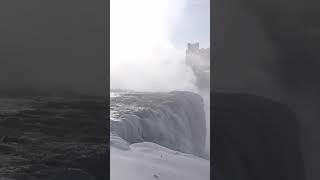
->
xmin=110 ymin=91 xmax=207 ymax=158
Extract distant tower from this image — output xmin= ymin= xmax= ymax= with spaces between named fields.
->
xmin=187 ymin=42 xmax=200 ymax=53
xmin=185 ymin=42 xmax=210 ymax=90
xmin=186 ymin=42 xmax=200 ymax=66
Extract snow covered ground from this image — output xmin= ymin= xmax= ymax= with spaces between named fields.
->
xmin=111 ymin=141 xmax=210 ymax=180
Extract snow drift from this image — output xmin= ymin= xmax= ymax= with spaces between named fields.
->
xmin=111 ymin=142 xmax=210 ymax=180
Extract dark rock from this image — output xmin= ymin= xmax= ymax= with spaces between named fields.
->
xmin=153 ymin=174 xmax=159 ymax=179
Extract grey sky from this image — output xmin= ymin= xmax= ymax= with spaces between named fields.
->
xmin=170 ymin=0 xmax=210 ymax=48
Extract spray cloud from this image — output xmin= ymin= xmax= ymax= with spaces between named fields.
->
xmin=110 ymin=0 xmax=198 ymax=92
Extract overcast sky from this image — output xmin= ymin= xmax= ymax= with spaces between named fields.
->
xmin=170 ymin=0 xmax=210 ymax=48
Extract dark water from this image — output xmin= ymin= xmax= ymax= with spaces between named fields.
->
xmin=0 ymin=95 xmax=107 ymax=180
